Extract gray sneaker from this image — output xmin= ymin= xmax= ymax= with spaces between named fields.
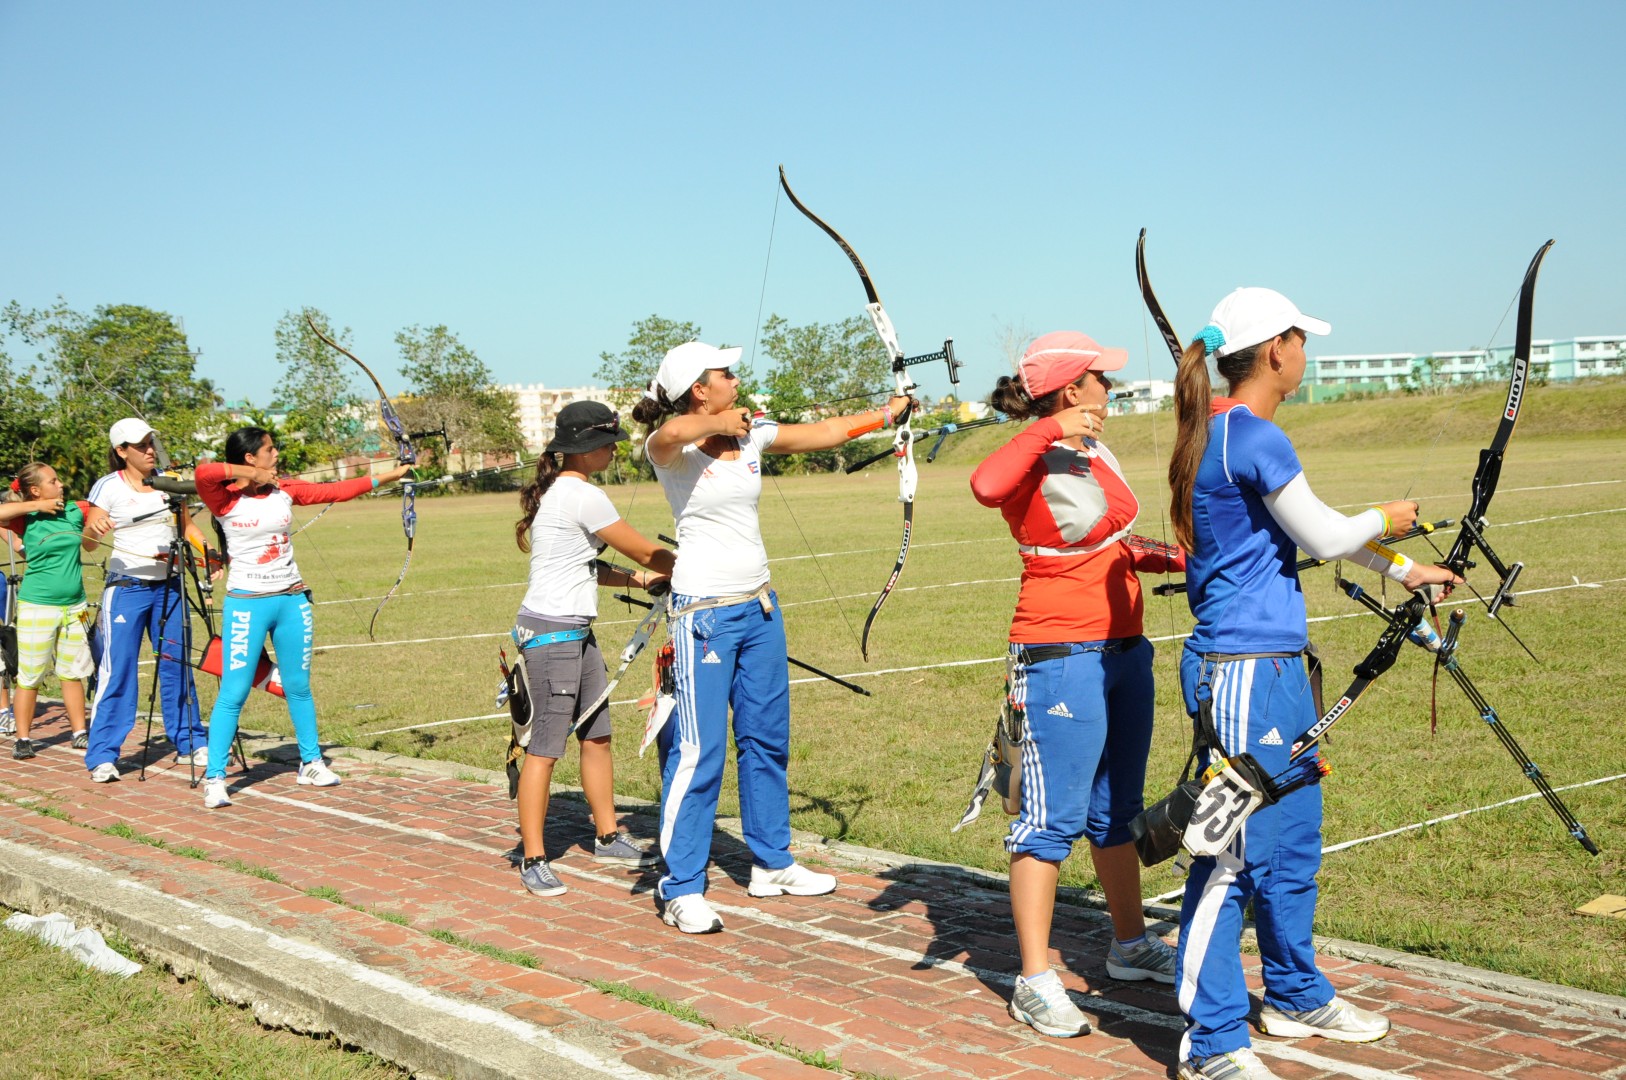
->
xmin=12 ymin=738 xmax=36 ymax=760
xmin=1258 ymin=995 xmax=1389 ymax=1042
xmin=1106 ymin=935 xmax=1178 ymax=984
xmin=1007 ymin=970 xmax=1090 ymax=1037
xmin=519 ymin=859 xmax=567 ymax=897
xmin=593 ymin=833 xmax=658 ymax=866
xmin=71 ymin=730 xmax=88 ymax=750
xmin=1178 ymin=1047 xmax=1281 ymax=1079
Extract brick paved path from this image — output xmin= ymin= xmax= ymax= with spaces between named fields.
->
xmin=3 ymin=704 xmax=1624 ymax=1079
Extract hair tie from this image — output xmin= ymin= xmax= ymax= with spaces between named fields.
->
xmin=8 ymin=477 xmax=18 ymax=493
xmin=642 ymin=379 xmax=661 ymax=402
xmin=1193 ymin=325 xmax=1226 ymax=357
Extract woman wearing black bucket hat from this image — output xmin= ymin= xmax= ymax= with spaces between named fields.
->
xmin=510 ymin=400 xmax=675 ymax=897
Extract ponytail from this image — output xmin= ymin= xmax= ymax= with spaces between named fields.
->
xmin=5 ymin=463 xmax=52 ymax=504
xmin=514 ymin=453 xmax=562 ymax=551
xmin=1168 ymin=334 xmax=1283 ymax=551
xmin=1167 ymin=341 xmax=1212 ymax=552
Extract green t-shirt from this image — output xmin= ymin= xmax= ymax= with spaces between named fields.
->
xmin=16 ymin=502 xmax=88 ymax=606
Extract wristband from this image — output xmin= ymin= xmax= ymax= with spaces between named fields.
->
xmin=1370 ymin=505 xmax=1392 ymax=539
xmin=881 ymin=407 xmax=892 ymax=430
xmin=371 ymin=476 xmax=380 ymax=490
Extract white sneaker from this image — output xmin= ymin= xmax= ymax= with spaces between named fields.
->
xmin=90 ymin=762 xmax=121 ymax=783
xmin=202 ymin=777 xmax=232 ymax=809
xmin=747 ymin=861 xmax=836 ymax=897
xmin=1259 ymin=995 xmax=1390 ymax=1043
xmin=296 ymin=759 xmax=341 ymax=787
xmin=1178 ymin=1047 xmax=1281 ymax=1079
xmin=190 ymin=746 xmax=209 ymax=767
xmin=0 ymin=709 xmax=15 ymax=735
xmin=1008 ymin=969 xmax=1091 ymax=1037
xmin=661 ymin=893 xmax=724 ymax=934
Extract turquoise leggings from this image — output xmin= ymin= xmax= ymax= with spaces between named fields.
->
xmin=207 ymin=591 xmax=317 ymax=778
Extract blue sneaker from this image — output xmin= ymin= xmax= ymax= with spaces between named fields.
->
xmin=519 ymin=860 xmax=566 ymax=897
xmin=593 ymin=832 xmax=658 ymax=866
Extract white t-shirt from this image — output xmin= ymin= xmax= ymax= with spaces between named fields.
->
xmin=518 ymin=476 xmax=620 ymax=619
xmin=651 ymin=420 xmax=778 ymax=597
xmin=87 ymin=471 xmax=179 ymax=580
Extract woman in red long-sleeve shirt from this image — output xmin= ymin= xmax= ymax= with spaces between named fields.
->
xmin=970 ymin=331 xmax=1186 ymax=1039
xmin=192 ymin=426 xmax=411 ymax=809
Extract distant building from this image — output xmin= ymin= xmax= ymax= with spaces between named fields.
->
xmin=1301 ymin=335 xmax=1624 ymax=400
xmin=502 ymin=383 xmax=617 ymax=450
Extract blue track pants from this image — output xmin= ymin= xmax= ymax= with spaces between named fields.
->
xmin=656 ymin=591 xmax=793 ymax=899
xmin=86 ymin=579 xmax=207 ymax=770
xmin=1175 ymin=649 xmax=1334 ymax=1062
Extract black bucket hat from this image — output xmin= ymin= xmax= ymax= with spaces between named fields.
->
xmin=546 ymin=401 xmax=629 ymax=455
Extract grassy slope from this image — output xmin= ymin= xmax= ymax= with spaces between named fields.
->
xmin=78 ymin=380 xmax=1626 ymax=995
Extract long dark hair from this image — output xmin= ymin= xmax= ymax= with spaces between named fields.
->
xmin=224 ymin=426 xmax=271 ymax=466
xmin=209 ymin=426 xmax=275 ymax=556
xmin=1167 ymin=336 xmax=1286 ymax=551
xmin=514 ymin=453 xmax=562 ymax=551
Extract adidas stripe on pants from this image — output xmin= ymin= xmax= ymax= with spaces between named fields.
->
xmin=1174 ymin=650 xmax=1334 ymax=1063
xmin=656 ymin=591 xmax=794 ymax=900
xmin=1004 ymin=637 xmax=1155 ymax=861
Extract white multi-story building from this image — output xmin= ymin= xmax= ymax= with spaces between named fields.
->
xmin=1303 ymin=336 xmax=1624 ymax=399
xmin=503 ymin=383 xmax=618 ymax=450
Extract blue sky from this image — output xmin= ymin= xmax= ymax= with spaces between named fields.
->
xmin=3 ymin=2 xmax=1622 ymax=405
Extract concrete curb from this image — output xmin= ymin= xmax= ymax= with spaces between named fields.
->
xmin=0 ymin=836 xmax=651 ymax=1080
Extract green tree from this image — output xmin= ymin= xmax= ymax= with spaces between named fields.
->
xmin=273 ymin=308 xmax=361 ymax=469
xmin=3 ymin=300 xmax=219 ymax=491
xmin=0 ymin=343 xmax=52 ymax=468
xmin=757 ymin=314 xmax=890 ymax=423
xmin=593 ymin=315 xmax=706 ymax=412
xmin=394 ymin=324 xmax=524 ymax=470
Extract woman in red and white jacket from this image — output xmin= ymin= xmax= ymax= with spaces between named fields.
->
xmin=970 ymin=331 xmax=1186 ymax=1039
xmin=192 ymin=426 xmax=411 ymax=809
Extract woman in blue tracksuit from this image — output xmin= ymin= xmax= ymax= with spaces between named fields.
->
xmin=1167 ymin=288 xmax=1459 ymax=1080
xmin=630 ymin=340 xmax=911 ymax=935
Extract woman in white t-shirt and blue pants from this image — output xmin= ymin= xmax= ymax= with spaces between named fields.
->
xmin=81 ymin=417 xmax=215 ymax=780
xmin=631 ymin=342 xmax=913 ymax=934
xmin=510 ymin=401 xmax=675 ymax=897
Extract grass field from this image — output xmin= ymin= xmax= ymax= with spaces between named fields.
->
xmin=0 ymin=909 xmax=406 ymax=1079
xmin=79 ymin=380 xmax=1626 ymax=996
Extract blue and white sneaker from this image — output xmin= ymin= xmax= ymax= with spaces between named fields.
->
xmin=0 ymin=708 xmax=15 ymax=736
xmin=519 ymin=859 xmax=567 ymax=897
xmin=593 ymin=833 xmax=658 ymax=866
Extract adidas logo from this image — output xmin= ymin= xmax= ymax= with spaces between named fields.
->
xmin=1046 ymin=702 xmax=1073 ymax=718
xmin=701 ymin=652 xmax=722 ymax=664
xmin=1259 ymin=727 xmax=1283 ymax=746
xmin=114 ymin=615 xmax=127 ymax=624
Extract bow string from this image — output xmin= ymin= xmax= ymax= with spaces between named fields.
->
xmin=305 ymin=315 xmax=419 ymax=639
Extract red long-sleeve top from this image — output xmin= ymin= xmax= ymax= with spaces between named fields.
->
xmin=969 ymin=416 xmax=1185 ymax=644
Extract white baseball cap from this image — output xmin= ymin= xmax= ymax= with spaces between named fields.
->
xmin=1203 ymin=287 xmax=1331 ymax=359
xmin=108 ymin=417 xmax=154 ymax=447
xmin=649 ymin=341 xmax=742 ymax=402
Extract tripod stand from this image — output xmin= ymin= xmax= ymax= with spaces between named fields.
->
xmin=133 ymin=486 xmax=246 ymax=785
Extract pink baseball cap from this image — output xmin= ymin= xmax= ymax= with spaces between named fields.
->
xmin=1018 ymin=331 xmax=1128 ymax=398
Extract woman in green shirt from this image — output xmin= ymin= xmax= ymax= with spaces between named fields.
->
xmin=0 ymin=463 xmax=93 ymax=760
